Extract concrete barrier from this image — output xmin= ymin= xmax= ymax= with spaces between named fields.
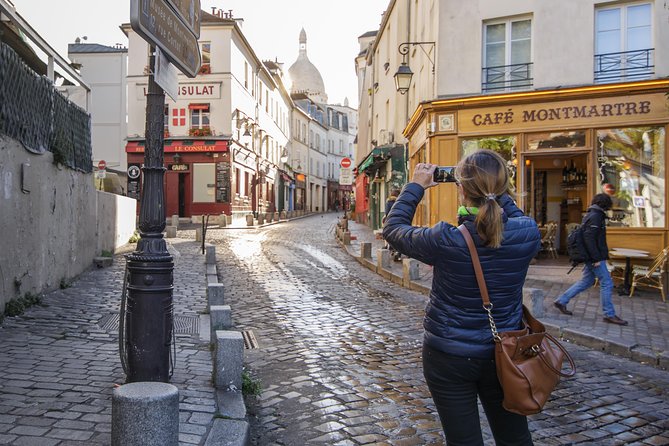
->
xmin=360 ymin=242 xmax=372 ymax=259
xmin=219 ymin=213 xmax=227 ymax=227
xmin=112 ymin=382 xmax=179 ymax=446
xmin=210 ymin=305 xmax=233 ymax=344
xmin=246 ymin=215 xmax=254 ymax=226
xmin=165 ymin=226 xmax=177 ymax=238
xmin=195 ymin=228 xmax=203 ymax=242
xmin=257 ymin=214 xmax=265 ymax=225
xmin=523 ymin=287 xmax=545 ymax=318
xmin=215 ymin=331 xmax=244 ymax=391
xmin=377 ymin=248 xmax=391 ymax=270
xmin=343 ymin=231 xmax=351 ymax=245
xmin=208 ymin=283 xmax=225 ymax=308
xmin=403 ymin=258 xmax=420 ymax=282
xmin=273 ymin=212 xmax=279 ymax=222
xmin=280 ymin=211 xmax=286 ymax=220
xmin=205 ymin=244 xmax=216 ymax=265
xmin=171 ymin=215 xmax=179 ymax=229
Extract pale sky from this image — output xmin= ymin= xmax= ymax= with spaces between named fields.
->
xmin=13 ymin=0 xmax=389 ymax=108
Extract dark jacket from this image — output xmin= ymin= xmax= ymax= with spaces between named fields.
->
xmin=384 ymin=196 xmax=397 ymax=218
xmin=383 ymin=183 xmax=541 ymax=359
xmin=582 ymin=204 xmax=609 ymax=263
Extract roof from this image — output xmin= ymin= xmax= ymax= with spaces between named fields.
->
xmin=358 ymin=31 xmax=378 ymax=38
xmin=68 ymin=43 xmax=127 ymax=54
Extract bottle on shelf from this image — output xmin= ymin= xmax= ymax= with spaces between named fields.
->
xmin=562 ymin=161 xmax=568 ymax=183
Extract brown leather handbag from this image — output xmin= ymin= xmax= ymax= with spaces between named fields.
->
xmin=459 ymin=225 xmax=576 ymax=416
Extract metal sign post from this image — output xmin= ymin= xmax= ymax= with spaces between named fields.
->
xmin=124 ymin=0 xmax=200 ymax=383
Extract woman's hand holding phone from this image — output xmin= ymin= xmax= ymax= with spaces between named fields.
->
xmin=412 ymin=163 xmax=438 ymax=190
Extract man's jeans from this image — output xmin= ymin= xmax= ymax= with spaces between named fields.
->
xmin=555 ymin=262 xmax=615 ymax=317
xmin=423 ymin=344 xmax=533 ymax=446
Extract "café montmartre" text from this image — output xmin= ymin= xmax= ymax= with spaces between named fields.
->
xmin=471 ymin=100 xmax=651 ymax=127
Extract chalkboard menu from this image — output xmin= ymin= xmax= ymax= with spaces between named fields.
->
xmin=216 ymin=161 xmax=231 ymax=203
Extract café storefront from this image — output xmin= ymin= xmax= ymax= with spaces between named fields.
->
xmin=404 ymin=80 xmax=669 ymax=255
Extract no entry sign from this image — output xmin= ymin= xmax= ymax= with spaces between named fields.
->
xmin=98 ymin=160 xmax=107 ymax=170
xmin=340 ymin=157 xmax=352 ymax=168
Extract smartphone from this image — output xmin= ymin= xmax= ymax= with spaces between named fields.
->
xmin=433 ymin=166 xmax=457 ymax=183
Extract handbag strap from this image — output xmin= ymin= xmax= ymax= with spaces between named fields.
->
xmin=540 ymin=333 xmax=577 ymax=377
xmin=458 ymin=225 xmax=500 ymax=341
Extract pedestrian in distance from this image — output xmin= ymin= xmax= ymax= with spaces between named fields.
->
xmin=553 ymin=193 xmax=628 ymax=325
xmin=383 ymin=150 xmax=541 ymax=445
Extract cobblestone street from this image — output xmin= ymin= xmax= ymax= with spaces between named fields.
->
xmin=210 ymin=214 xmax=669 ymax=446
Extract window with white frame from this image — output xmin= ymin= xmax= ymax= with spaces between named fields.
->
xmin=595 ymin=3 xmax=653 ymax=83
xmin=189 ymin=104 xmax=210 ymax=130
xmin=199 ymin=42 xmax=211 ymax=74
xmin=482 ymin=18 xmax=532 ymax=92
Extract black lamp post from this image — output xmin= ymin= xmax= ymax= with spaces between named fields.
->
xmin=124 ymin=46 xmax=174 ymax=383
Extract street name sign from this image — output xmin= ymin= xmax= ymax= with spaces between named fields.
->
xmin=130 ymin=0 xmax=201 ymax=78
xmin=165 ymin=0 xmax=201 ymax=37
xmin=340 ymin=167 xmax=353 ymax=186
xmin=155 ymin=47 xmax=179 ymax=101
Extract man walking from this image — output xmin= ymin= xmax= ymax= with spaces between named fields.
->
xmin=553 ymin=193 xmax=628 ymax=325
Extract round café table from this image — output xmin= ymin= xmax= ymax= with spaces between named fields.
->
xmin=609 ymin=249 xmax=650 ymax=295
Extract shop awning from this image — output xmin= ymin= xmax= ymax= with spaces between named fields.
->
xmin=357 ymin=146 xmax=392 ymax=173
xmin=125 ymin=140 xmax=228 ymax=153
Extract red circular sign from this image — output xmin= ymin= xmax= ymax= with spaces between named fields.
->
xmin=98 ymin=160 xmax=107 ymax=170
xmin=340 ymin=157 xmax=352 ymax=168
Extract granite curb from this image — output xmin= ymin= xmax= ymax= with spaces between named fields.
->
xmin=202 ymin=242 xmax=249 ymax=446
xmin=337 ymin=222 xmax=668 ymax=370
xmin=197 ymin=212 xmax=323 ymax=231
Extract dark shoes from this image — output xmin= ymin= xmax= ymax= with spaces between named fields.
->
xmin=553 ymin=302 xmax=573 ymax=315
xmin=603 ymin=315 xmax=629 ymax=326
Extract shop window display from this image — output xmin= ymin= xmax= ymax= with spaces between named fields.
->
xmin=461 ymin=136 xmax=517 ymax=186
xmin=597 ymin=126 xmax=665 ymax=228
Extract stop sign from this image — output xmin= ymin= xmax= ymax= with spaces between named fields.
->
xmin=340 ymin=157 xmax=352 ymax=168
xmin=98 ymin=160 xmax=107 ymax=170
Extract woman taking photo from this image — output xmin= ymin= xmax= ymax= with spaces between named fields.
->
xmin=383 ymin=150 xmax=541 ymax=445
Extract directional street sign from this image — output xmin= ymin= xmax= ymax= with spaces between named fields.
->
xmin=340 ymin=167 xmax=353 ymax=186
xmin=165 ymin=0 xmax=201 ymax=37
xmin=130 ymin=0 xmax=201 ymax=78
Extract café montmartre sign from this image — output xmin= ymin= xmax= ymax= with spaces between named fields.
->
xmin=457 ymin=93 xmax=668 ymax=134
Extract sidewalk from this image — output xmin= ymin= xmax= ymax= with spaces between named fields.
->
xmin=0 ymin=239 xmax=217 ymax=445
xmin=341 ymin=218 xmax=669 ymax=370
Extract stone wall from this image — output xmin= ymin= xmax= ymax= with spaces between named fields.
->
xmin=0 ymin=135 xmax=136 ymax=312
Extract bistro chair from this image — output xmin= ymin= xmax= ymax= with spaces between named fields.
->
xmin=539 ymin=221 xmax=558 ymax=259
xmin=629 ymin=248 xmax=668 ymax=302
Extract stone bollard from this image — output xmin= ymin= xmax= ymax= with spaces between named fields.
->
xmin=210 ymin=305 xmax=233 ymax=345
xmin=280 ymin=211 xmax=286 ymax=220
xmin=171 ymin=215 xmax=179 ymax=229
xmin=343 ymin=231 xmax=351 ymax=245
xmin=377 ymin=248 xmax=391 ymax=270
xmin=341 ymin=218 xmax=348 ymax=231
xmin=265 ymin=212 xmax=272 ymax=223
xmin=208 ymin=283 xmax=225 ymax=308
xmin=205 ymin=244 xmax=216 ymax=264
xmin=195 ymin=227 xmax=203 ymax=242
xmin=257 ymin=213 xmax=265 ymax=225
xmin=403 ymin=258 xmax=420 ymax=282
xmin=226 ymin=215 xmax=233 ymax=225
xmin=246 ymin=214 xmax=254 ymax=226
xmin=219 ymin=213 xmax=227 ymax=227
xmin=191 ymin=215 xmax=201 ymax=224
xmin=360 ymin=242 xmax=372 ymax=259
xmin=523 ymin=287 xmax=545 ymax=318
xmin=273 ymin=212 xmax=279 ymax=222
xmin=112 ymin=382 xmax=179 ymax=446
xmin=215 ymin=331 xmax=244 ymax=390
xmin=165 ymin=226 xmax=177 ymax=238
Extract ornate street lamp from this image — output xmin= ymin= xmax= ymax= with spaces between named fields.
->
xmin=394 ymin=41 xmax=436 ymax=94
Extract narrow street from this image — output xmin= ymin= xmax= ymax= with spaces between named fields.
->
xmin=209 ymin=214 xmax=669 ymax=446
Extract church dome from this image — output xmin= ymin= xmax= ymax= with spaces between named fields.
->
xmin=288 ymin=29 xmax=328 ymax=103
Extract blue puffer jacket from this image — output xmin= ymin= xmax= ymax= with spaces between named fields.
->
xmin=383 ymin=183 xmax=541 ymax=359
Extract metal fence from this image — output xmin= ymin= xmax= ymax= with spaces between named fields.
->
xmin=0 ymin=42 xmax=92 ymax=172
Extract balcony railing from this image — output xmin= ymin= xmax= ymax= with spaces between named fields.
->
xmin=482 ymin=62 xmax=533 ymax=93
xmin=594 ymin=48 xmax=654 ymax=84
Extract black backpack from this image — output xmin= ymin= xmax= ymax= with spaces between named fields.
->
xmin=566 ymin=225 xmax=587 ymax=269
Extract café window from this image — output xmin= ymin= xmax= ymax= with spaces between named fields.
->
xmin=461 ymin=135 xmax=518 ymax=186
xmin=189 ymin=104 xmax=210 ymax=135
xmin=597 ymin=126 xmax=665 ymax=228
xmin=193 ymin=163 xmax=216 ymax=203
xmin=527 ymin=131 xmax=587 ymax=150
xmin=199 ymin=42 xmax=211 ymax=74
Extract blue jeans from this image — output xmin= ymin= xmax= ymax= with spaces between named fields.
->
xmin=423 ymin=344 xmax=533 ymax=446
xmin=555 ymin=262 xmax=616 ymax=317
